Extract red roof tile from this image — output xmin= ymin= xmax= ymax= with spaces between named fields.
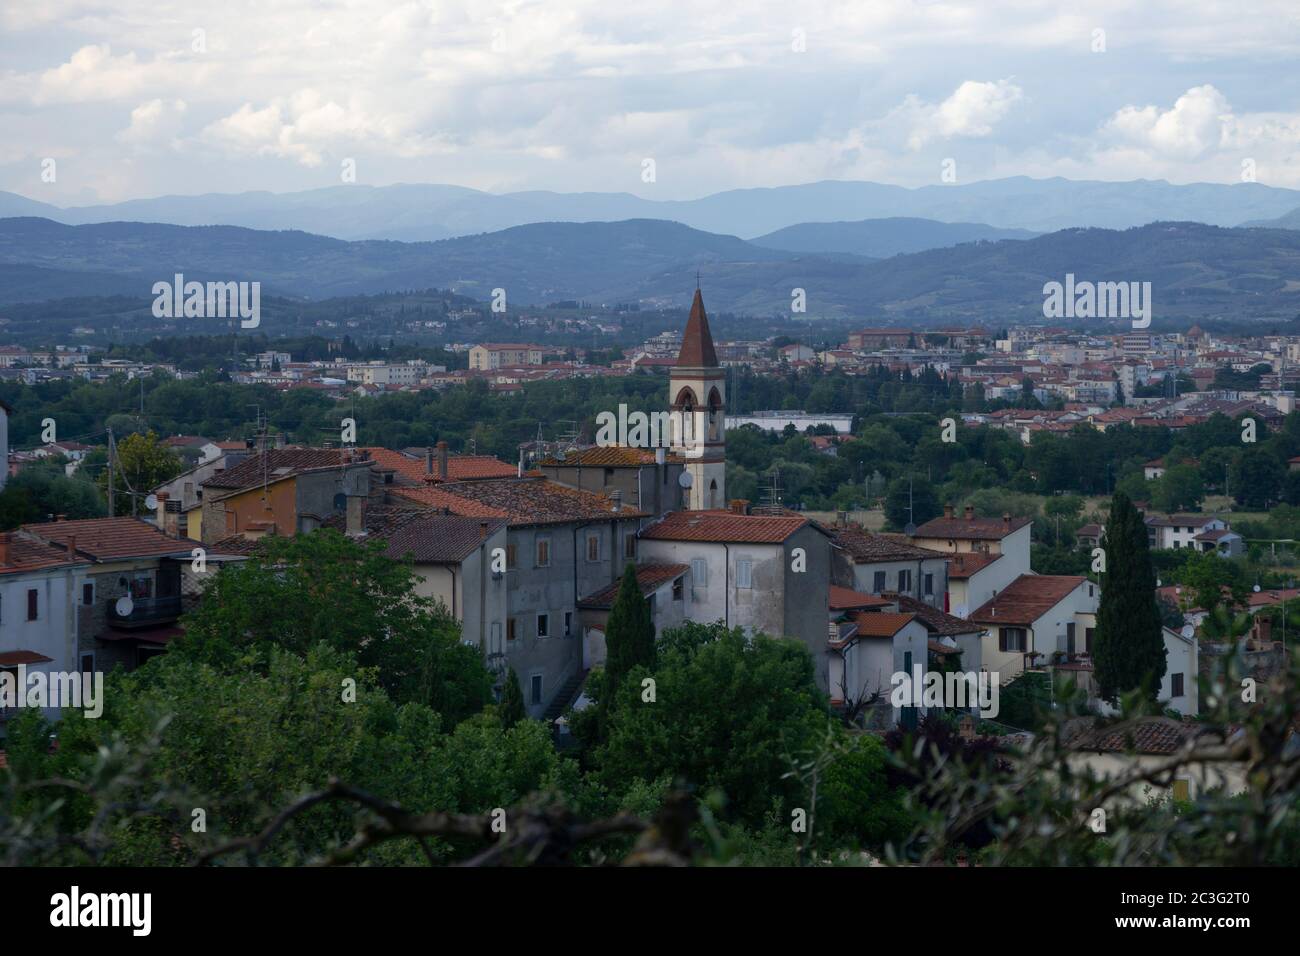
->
xmin=639 ymin=510 xmax=810 ymax=544
xmin=0 ymin=532 xmax=86 ymax=575
xmin=0 ymin=650 xmax=54 ymax=666
xmin=577 ymin=564 xmax=690 ymax=609
xmin=914 ymin=514 xmax=1032 ymax=540
xmin=675 ymin=289 xmax=718 ymax=368
xmin=22 ymin=518 xmax=201 ymax=561
xmin=969 ymin=574 xmax=1088 ymax=626
xmin=946 ymin=552 xmax=1003 ymax=580
xmin=829 ymin=585 xmax=892 ymax=610
xmin=850 ymin=611 xmax=916 ymax=638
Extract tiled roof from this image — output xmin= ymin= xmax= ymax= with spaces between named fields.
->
xmin=393 ymin=477 xmax=643 ymax=526
xmin=359 ymin=446 xmax=516 ymax=482
xmin=675 ymin=289 xmax=719 ymax=368
xmin=577 ymin=563 xmax=689 ymax=609
xmin=946 ymin=552 xmax=1003 ymax=580
xmin=886 ymin=593 xmax=983 ymax=636
xmin=539 ymin=446 xmax=682 ymax=467
xmin=0 ymin=532 xmax=87 ymax=575
xmin=850 ymin=611 xmax=916 ymax=638
xmin=829 ymin=585 xmax=892 ymax=610
xmin=969 ymin=574 xmax=1088 ymax=626
xmin=914 ymin=514 xmax=1032 ymax=540
xmin=202 ymin=448 xmax=357 ymax=490
xmin=1066 ymin=717 xmax=1211 ymax=755
xmin=209 ymin=534 xmax=265 ymax=556
xmin=22 ymin=517 xmax=201 ymax=561
xmin=835 ymin=528 xmax=945 ymax=562
xmin=1146 ymin=513 xmax=1222 ymax=528
xmin=321 ymin=506 xmax=509 ymax=563
xmin=639 ymin=510 xmax=809 ymax=544
xmin=0 ymin=650 xmax=54 ymax=666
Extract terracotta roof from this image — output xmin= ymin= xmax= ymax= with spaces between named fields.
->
xmin=209 ymin=534 xmax=265 ymax=556
xmin=835 ymin=528 xmax=945 ymax=562
xmin=887 ymin=593 xmax=983 ymax=636
xmin=1066 ymin=717 xmax=1212 ymax=755
xmin=675 ymin=289 xmax=719 ymax=368
xmin=639 ymin=510 xmax=810 ymax=544
xmin=829 ymin=585 xmax=892 ymax=611
xmin=539 ymin=446 xmax=681 ymax=467
xmin=946 ymin=552 xmax=1003 ymax=579
xmin=0 ymin=532 xmax=87 ymax=575
xmin=360 ymin=446 xmax=516 ymax=482
xmin=393 ymin=476 xmax=644 ymax=526
xmin=928 ymin=639 xmax=961 ymax=656
xmin=321 ymin=506 xmax=509 ymax=563
xmin=850 ymin=611 xmax=916 ymax=638
xmin=1146 ymin=514 xmax=1222 ymax=528
xmin=969 ymin=574 xmax=1089 ymax=626
xmin=0 ymin=650 xmax=54 ymax=666
xmin=22 ymin=517 xmax=201 ymax=561
xmin=202 ymin=448 xmax=357 ymax=490
xmin=577 ymin=563 xmax=690 ymax=609
xmin=914 ymin=514 xmax=1032 ymax=540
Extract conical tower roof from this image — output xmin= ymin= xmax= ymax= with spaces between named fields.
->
xmin=675 ymin=288 xmax=718 ymax=368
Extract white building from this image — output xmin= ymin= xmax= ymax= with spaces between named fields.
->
xmin=969 ymin=573 xmax=1100 ymax=683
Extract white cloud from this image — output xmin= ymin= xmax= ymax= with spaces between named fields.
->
xmin=117 ymin=98 xmax=187 ymax=150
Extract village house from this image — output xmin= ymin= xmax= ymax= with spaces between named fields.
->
xmin=911 ymin=505 xmax=1033 ymax=616
xmin=968 ymin=573 xmax=1100 ymax=683
xmin=831 ymin=527 xmax=949 ymax=609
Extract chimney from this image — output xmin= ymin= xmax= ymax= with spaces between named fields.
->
xmin=518 ymin=448 xmax=525 ymax=478
xmin=944 ymin=503 xmax=954 ymax=519
xmin=1003 ymin=512 xmax=1011 ymax=531
xmin=56 ymin=514 xmax=67 ymax=522
xmin=66 ymin=535 xmax=77 ymax=560
xmin=425 ymin=446 xmax=434 ymax=476
xmin=730 ymin=499 xmax=749 ymax=515
xmin=346 ymin=496 xmax=365 ymax=536
xmin=155 ymin=491 xmax=169 ymax=531
xmin=479 ymin=520 xmax=489 ymax=540
xmin=0 ymin=533 xmax=8 ymax=567
xmin=964 ymin=505 xmax=974 ymax=521
xmin=437 ymin=440 xmax=449 ymax=480
xmin=610 ymin=490 xmax=622 ymax=513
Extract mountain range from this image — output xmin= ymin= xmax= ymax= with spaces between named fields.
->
xmin=4 ymin=176 xmax=1300 ymax=242
xmin=2 ymin=216 xmax=1297 ymax=324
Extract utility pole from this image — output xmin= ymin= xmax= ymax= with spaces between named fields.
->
xmin=106 ymin=426 xmax=115 ymax=517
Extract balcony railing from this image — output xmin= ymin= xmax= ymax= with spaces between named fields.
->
xmin=106 ymin=594 xmax=183 ymax=630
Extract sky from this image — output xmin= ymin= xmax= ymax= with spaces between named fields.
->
xmin=2 ymin=0 xmax=1299 ymax=205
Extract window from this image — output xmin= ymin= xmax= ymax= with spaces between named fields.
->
xmin=506 ymin=544 xmax=518 ymax=569
xmin=625 ymin=533 xmax=636 ymax=559
xmin=691 ymin=557 xmax=708 ymax=587
xmin=923 ymin=573 xmax=934 ymax=596
xmin=537 ymin=613 xmax=549 ymax=638
xmin=999 ymin=627 xmax=1026 ymax=652
xmin=1085 ymin=627 xmax=1095 ymax=654
xmin=535 ymin=536 xmax=550 ymax=568
xmin=672 ymin=578 xmax=684 ymax=601
xmin=1171 ymin=672 xmax=1185 ymax=697
xmin=507 ymin=618 xmax=517 ymax=641
xmin=130 ymin=575 xmax=152 ymax=599
xmin=736 ymin=558 xmax=753 ymax=589
xmin=80 ymin=653 xmax=95 ymax=674
xmin=27 ymin=588 xmax=38 ymax=621
xmin=873 ymin=571 xmax=887 ymax=592
xmin=530 ymin=674 xmax=543 ymax=706
xmin=82 ymin=582 xmax=94 ymax=606
xmin=1066 ymin=622 xmax=1076 ymax=655
xmin=1172 ymin=778 xmax=1191 ymax=801
xmin=490 ymin=622 xmax=503 ymax=655
xmin=564 ymin=612 xmax=572 ymax=637
xmin=898 ymin=569 xmax=912 ymax=593
xmin=586 ymin=534 xmax=600 ymax=562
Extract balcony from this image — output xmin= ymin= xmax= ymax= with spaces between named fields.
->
xmin=106 ymin=594 xmax=183 ymax=630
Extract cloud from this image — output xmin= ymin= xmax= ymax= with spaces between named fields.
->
xmin=1103 ymin=85 xmax=1233 ymax=159
xmin=117 ymin=98 xmax=187 ymax=150
xmin=878 ymin=79 xmax=1024 ymax=151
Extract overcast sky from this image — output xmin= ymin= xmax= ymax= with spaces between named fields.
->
xmin=3 ymin=0 xmax=1299 ymax=205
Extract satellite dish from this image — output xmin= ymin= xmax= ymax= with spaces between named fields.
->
xmin=1181 ymin=624 xmax=1195 ymax=639
xmin=1253 ymin=584 xmax=1261 ymax=593
xmin=144 ymin=494 xmax=158 ymax=510
xmin=115 ymin=595 xmax=134 ymax=617
xmin=954 ymin=604 xmax=969 ymax=618
xmin=678 ymin=471 xmax=693 ymax=488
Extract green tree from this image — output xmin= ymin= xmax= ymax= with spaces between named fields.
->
xmin=98 ymin=430 xmax=183 ymax=516
xmin=603 ymin=562 xmax=656 ymax=704
xmin=884 ymin=475 xmax=939 ymax=530
xmin=1093 ymin=492 xmax=1166 ymax=704
xmin=177 ymin=529 xmax=493 ymax=728
xmin=499 ymin=667 xmax=526 ymax=728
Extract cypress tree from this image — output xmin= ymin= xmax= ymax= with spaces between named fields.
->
xmin=500 ymin=667 xmax=525 ymax=728
xmin=603 ymin=562 xmax=656 ymax=704
xmin=1093 ymin=491 xmax=1166 ymax=703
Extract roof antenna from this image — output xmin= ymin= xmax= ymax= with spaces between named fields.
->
xmin=695 ymin=268 xmax=701 ymax=290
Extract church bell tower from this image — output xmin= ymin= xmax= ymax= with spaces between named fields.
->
xmin=669 ymin=287 xmax=726 ymax=510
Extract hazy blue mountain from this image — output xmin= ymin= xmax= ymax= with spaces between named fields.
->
xmin=1243 ymin=206 xmax=1300 ymax=229
xmin=5 ymin=176 xmax=1299 ymax=241
xmin=751 ymin=217 xmax=1038 ymax=257
xmin=1 ymin=217 xmax=1296 ymax=324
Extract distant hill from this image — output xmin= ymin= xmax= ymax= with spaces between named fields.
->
xmin=1 ymin=217 xmax=1297 ymax=324
xmin=1243 ymin=206 xmax=1300 ymax=229
xmin=751 ymin=217 xmax=1038 ymax=257
xmin=5 ymin=175 xmax=1300 ymax=242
